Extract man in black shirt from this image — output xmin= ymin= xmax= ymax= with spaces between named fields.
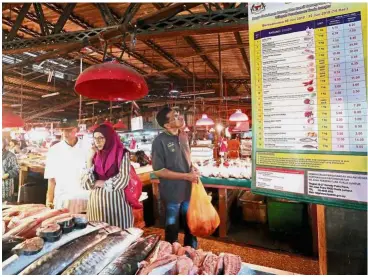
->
xmin=152 ymin=106 xmax=200 ymax=249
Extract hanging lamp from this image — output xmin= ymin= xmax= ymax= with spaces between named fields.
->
xmin=114 ymin=119 xmax=127 ymax=130
xmin=195 ymin=114 xmax=215 ymax=126
xmin=184 ymin=126 xmax=190 ymax=132
xmin=229 ymin=109 xmax=248 ymax=122
xmin=2 ymin=111 xmax=24 ymax=128
xmin=75 ymin=60 xmax=148 ymax=101
xmin=103 ymin=118 xmax=114 ymax=127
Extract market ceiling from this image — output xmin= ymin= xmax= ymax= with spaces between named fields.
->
xmin=2 ymin=3 xmax=251 ymax=123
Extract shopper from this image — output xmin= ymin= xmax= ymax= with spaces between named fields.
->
xmin=19 ymin=139 xmax=28 ymax=150
xmin=152 ymin=106 xmax=200 ymax=249
xmin=82 ymin=124 xmax=133 ymax=229
xmin=2 ymin=138 xmax=19 ymax=202
xmin=44 ymin=122 xmax=89 ymax=213
xmin=8 ymin=140 xmax=21 ymax=154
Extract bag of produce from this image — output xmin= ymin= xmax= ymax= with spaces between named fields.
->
xmin=187 ymin=179 xmax=220 ymax=237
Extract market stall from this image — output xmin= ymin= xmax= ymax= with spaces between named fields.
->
xmin=151 ymin=158 xmax=252 ymax=238
xmin=3 ymin=1 xmax=367 ymax=275
xmin=2 ymin=204 xmax=294 ymax=275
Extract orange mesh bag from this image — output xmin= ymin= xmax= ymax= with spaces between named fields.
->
xmin=187 ymin=179 xmax=220 ymax=237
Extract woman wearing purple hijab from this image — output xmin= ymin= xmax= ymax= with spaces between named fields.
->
xmin=81 ymin=124 xmax=133 ymax=229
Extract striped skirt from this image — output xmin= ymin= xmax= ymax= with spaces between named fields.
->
xmin=86 ymin=188 xmax=133 ymax=230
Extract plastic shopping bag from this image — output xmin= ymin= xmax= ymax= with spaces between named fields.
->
xmin=187 ymin=179 xmax=220 ymax=237
xmin=124 ymin=165 xmax=143 ymax=209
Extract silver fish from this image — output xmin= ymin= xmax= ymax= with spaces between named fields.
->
xmin=300 ymin=138 xmax=318 ymax=143
xmin=302 ymin=145 xmax=318 ymax=149
xmin=99 ymin=235 xmax=160 ymax=275
xmin=19 ymin=230 xmax=109 ymax=275
xmin=62 ymin=228 xmax=143 ymax=275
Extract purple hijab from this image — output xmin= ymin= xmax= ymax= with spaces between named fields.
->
xmin=93 ymin=124 xmax=124 ymax=180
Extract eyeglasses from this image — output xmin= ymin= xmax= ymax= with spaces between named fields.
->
xmin=93 ymin=137 xmax=106 ymax=142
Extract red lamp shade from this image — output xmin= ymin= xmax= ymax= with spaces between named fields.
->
xmin=88 ymin=122 xmax=99 ymax=133
xmin=75 ymin=60 xmax=148 ymax=101
xmin=103 ymin=119 xmax=114 ymax=127
xmin=2 ymin=111 xmax=24 ymax=128
xmin=113 ymin=119 xmax=127 ymax=130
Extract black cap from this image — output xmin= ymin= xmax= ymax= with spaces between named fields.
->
xmin=59 ymin=120 xmax=78 ymax=130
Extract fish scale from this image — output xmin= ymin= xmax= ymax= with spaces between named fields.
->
xmin=19 ymin=231 xmax=108 ymax=275
xmin=99 ymin=235 xmax=160 ymax=275
xmin=62 ymin=229 xmax=142 ymax=275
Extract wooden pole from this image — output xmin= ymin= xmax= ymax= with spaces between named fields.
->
xmin=317 ymin=204 xmax=327 ymax=274
xmin=78 ymin=58 xmax=83 ymax=122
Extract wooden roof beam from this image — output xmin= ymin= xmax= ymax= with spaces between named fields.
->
xmin=52 ymin=3 xmax=77 ymax=34
xmin=183 ymin=36 xmax=219 ymax=75
xmin=4 ymin=6 xmax=93 ymax=71
xmin=24 ymin=98 xmax=81 ymax=122
xmin=33 ymin=3 xmax=49 ymax=36
xmin=3 ymin=3 xmax=201 ymax=72
xmin=120 ymin=3 xmax=141 ymax=24
xmin=147 ymin=4 xmax=199 ymax=79
xmin=3 ymin=92 xmax=40 ymax=101
xmin=4 ymin=83 xmax=55 ymax=97
xmin=6 ymin=3 xmax=31 ymax=41
xmin=4 ymin=74 xmax=62 ymax=93
xmin=2 ymin=3 xmax=22 ymax=11
xmin=213 ymin=3 xmax=222 ymax=11
xmin=46 ymin=3 xmax=164 ymax=73
xmin=143 ymin=39 xmax=195 ymax=79
xmin=155 ymin=0 xmax=221 ymax=81
xmin=152 ymin=3 xmax=165 ymax=10
xmin=202 ymin=4 xmax=211 ymax=12
xmin=95 ymin=3 xmax=118 ymax=26
xmin=234 ymin=31 xmax=251 ymax=77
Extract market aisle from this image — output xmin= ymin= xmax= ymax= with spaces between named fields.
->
xmin=144 ymin=227 xmax=319 ymax=275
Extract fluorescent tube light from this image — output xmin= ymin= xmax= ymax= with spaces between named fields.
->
xmin=85 ymin=101 xmax=99 ymax=105
xmin=41 ymin=92 xmax=60 ymax=98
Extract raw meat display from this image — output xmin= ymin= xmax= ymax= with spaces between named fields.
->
xmin=138 ymin=241 xmax=242 ymax=275
xmin=224 ymin=253 xmax=242 ymax=275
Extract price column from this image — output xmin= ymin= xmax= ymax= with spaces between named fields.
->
xmin=327 ymin=17 xmax=349 ymax=151
xmin=315 ymin=19 xmax=331 ymax=151
xmin=343 ymin=12 xmax=367 ymax=152
xmin=254 ymin=32 xmax=264 ymax=149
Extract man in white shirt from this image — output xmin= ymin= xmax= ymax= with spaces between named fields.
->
xmin=44 ymin=122 xmax=89 ymax=213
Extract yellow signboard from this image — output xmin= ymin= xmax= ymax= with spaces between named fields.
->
xmin=249 ymin=3 xmax=367 ymax=208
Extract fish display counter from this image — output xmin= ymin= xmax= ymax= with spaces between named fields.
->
xmin=2 ymin=205 xmax=294 ymax=275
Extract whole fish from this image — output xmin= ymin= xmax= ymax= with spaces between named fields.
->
xmin=19 ymin=230 xmax=108 ymax=275
xmin=99 ymin=234 xmax=160 ymax=275
xmin=302 ymin=144 xmax=318 ymax=149
xmin=62 ymin=228 xmax=143 ymax=275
